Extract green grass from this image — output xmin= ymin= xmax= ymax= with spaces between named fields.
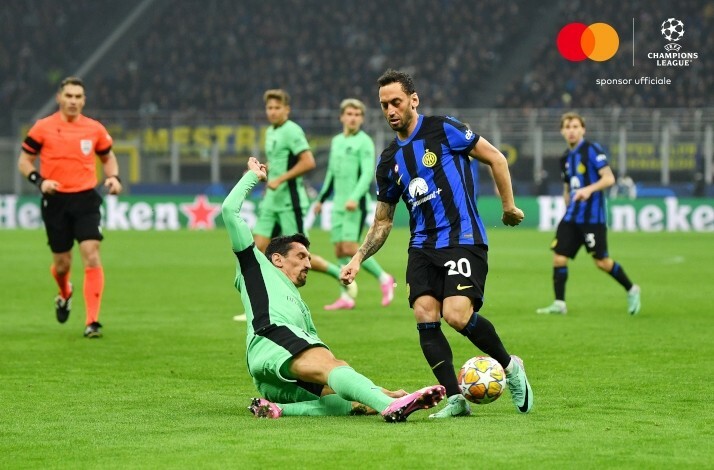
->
xmin=1 ymin=227 xmax=712 ymax=469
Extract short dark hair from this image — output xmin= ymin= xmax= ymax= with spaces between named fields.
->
xmin=58 ymin=76 xmax=84 ymax=92
xmin=377 ymin=69 xmax=416 ymax=95
xmin=265 ymin=233 xmax=311 ymax=261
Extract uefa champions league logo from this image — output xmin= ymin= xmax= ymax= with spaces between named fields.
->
xmin=646 ymin=17 xmax=697 ymax=67
xmin=661 ymin=18 xmax=684 ymax=52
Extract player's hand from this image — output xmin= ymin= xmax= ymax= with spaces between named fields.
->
xmin=340 ymin=258 xmax=361 ymax=285
xmin=502 ymin=206 xmax=524 ymax=226
xmin=313 ymin=202 xmax=322 ymax=215
xmin=40 ymin=179 xmax=60 ymax=195
xmin=247 ymin=157 xmax=267 ymax=181
xmin=104 ymin=176 xmax=123 ymax=195
xmin=344 ymin=200 xmax=357 ymax=211
xmin=573 ymin=188 xmax=592 ymax=202
xmin=267 ymin=178 xmax=281 ymax=190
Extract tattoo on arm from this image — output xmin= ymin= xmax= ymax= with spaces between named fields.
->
xmin=358 ymin=202 xmax=395 ymax=261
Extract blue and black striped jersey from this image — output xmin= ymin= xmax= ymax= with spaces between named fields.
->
xmin=560 ymin=139 xmax=609 ymax=224
xmin=375 ymin=114 xmax=487 ymax=249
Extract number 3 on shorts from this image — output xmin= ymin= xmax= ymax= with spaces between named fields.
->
xmin=444 ymin=258 xmax=472 ymax=277
xmin=585 ymin=232 xmax=596 ymax=248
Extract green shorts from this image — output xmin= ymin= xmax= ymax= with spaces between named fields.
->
xmin=330 ymin=209 xmax=367 ymax=244
xmin=253 ymin=204 xmax=308 ymax=238
xmin=247 ymin=324 xmax=327 ymax=403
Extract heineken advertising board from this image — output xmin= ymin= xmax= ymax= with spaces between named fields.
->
xmin=1 ymin=195 xmax=712 ymax=232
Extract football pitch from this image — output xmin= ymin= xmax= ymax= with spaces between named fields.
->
xmin=1 ymin=227 xmax=712 ymax=468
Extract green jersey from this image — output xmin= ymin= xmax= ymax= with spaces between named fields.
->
xmin=318 ymin=130 xmax=376 ymax=207
xmin=264 ymin=119 xmax=311 ymax=210
xmin=221 ymin=171 xmax=319 ymax=351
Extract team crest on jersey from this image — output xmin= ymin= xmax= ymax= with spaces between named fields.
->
xmin=465 ymin=129 xmax=474 ymax=140
xmin=80 ymin=139 xmax=92 ymax=155
xmin=422 ymin=149 xmax=437 ymax=167
xmin=577 ymin=163 xmax=586 ymax=174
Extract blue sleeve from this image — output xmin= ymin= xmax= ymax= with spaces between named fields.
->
xmin=375 ymin=155 xmax=400 ymax=203
xmin=443 ymin=116 xmax=480 ymax=154
xmin=590 ymin=143 xmax=609 ymax=171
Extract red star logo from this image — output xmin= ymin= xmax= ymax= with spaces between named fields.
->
xmin=180 ymin=195 xmax=222 ymax=230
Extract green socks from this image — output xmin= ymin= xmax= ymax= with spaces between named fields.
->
xmin=279 ymin=394 xmax=354 ymax=416
xmin=327 ymin=366 xmax=393 ymax=413
xmin=325 ymin=262 xmax=341 ymax=280
xmin=361 ymin=257 xmax=385 ymax=278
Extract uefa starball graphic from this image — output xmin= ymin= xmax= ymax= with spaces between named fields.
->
xmin=661 ymin=18 xmax=684 ymax=51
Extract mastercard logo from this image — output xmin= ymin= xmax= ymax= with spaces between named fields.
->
xmin=557 ymin=22 xmax=619 ymax=61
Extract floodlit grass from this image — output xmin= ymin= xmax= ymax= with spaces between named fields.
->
xmin=1 ymin=227 xmax=712 ymax=468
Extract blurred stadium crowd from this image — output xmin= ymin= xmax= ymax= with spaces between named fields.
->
xmin=1 ymin=0 xmax=712 ymax=139
xmin=499 ymin=0 xmax=714 ymax=108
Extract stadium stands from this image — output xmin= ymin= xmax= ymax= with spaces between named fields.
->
xmin=3 ymin=0 xmax=711 ymax=126
xmin=0 ymin=0 xmax=141 ymax=130
xmin=498 ymin=0 xmax=713 ymax=109
xmin=85 ymin=0 xmax=531 ymax=114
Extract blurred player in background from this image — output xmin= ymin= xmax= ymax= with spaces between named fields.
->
xmin=536 ymin=112 xmax=641 ymax=315
xmin=17 ymin=76 xmax=122 ymax=338
xmin=314 ymin=98 xmax=396 ymax=310
xmin=341 ymin=69 xmax=533 ymax=418
xmin=233 ymin=89 xmax=355 ymax=321
xmin=222 ymin=157 xmax=445 ymax=421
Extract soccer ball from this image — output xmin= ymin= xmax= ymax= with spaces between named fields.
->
xmin=661 ymin=18 xmax=684 ymax=42
xmin=458 ymin=356 xmax=506 ymax=404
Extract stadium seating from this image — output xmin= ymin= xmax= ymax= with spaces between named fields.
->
xmin=0 ymin=0 xmax=141 ymax=132
xmin=497 ymin=0 xmax=713 ymax=109
xmin=83 ymin=0 xmax=531 ymax=114
xmin=3 ymin=0 xmax=711 ymax=126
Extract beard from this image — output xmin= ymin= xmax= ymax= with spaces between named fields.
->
xmin=389 ymin=110 xmax=414 ymax=134
xmin=295 ymin=271 xmax=308 ymax=287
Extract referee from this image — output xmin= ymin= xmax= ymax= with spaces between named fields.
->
xmin=18 ymin=76 xmax=122 ymax=338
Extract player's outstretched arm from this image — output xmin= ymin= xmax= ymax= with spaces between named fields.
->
xmin=340 ymin=201 xmax=395 ymax=284
xmin=222 ymin=157 xmax=267 ymax=252
xmin=470 ymin=137 xmax=524 ymax=226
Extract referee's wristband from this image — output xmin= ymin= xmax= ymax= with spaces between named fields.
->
xmin=106 ymin=175 xmax=122 ymax=184
xmin=27 ymin=171 xmax=44 ymax=189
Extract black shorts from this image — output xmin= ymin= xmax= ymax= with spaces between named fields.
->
xmin=405 ymin=245 xmax=488 ymax=311
xmin=41 ymin=189 xmax=104 ymax=253
xmin=551 ymin=221 xmax=609 ymax=259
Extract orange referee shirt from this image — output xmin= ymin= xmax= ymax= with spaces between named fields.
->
xmin=22 ymin=112 xmax=113 ymax=193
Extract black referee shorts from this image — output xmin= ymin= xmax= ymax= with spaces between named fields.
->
xmin=41 ymin=189 xmax=104 ymax=253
